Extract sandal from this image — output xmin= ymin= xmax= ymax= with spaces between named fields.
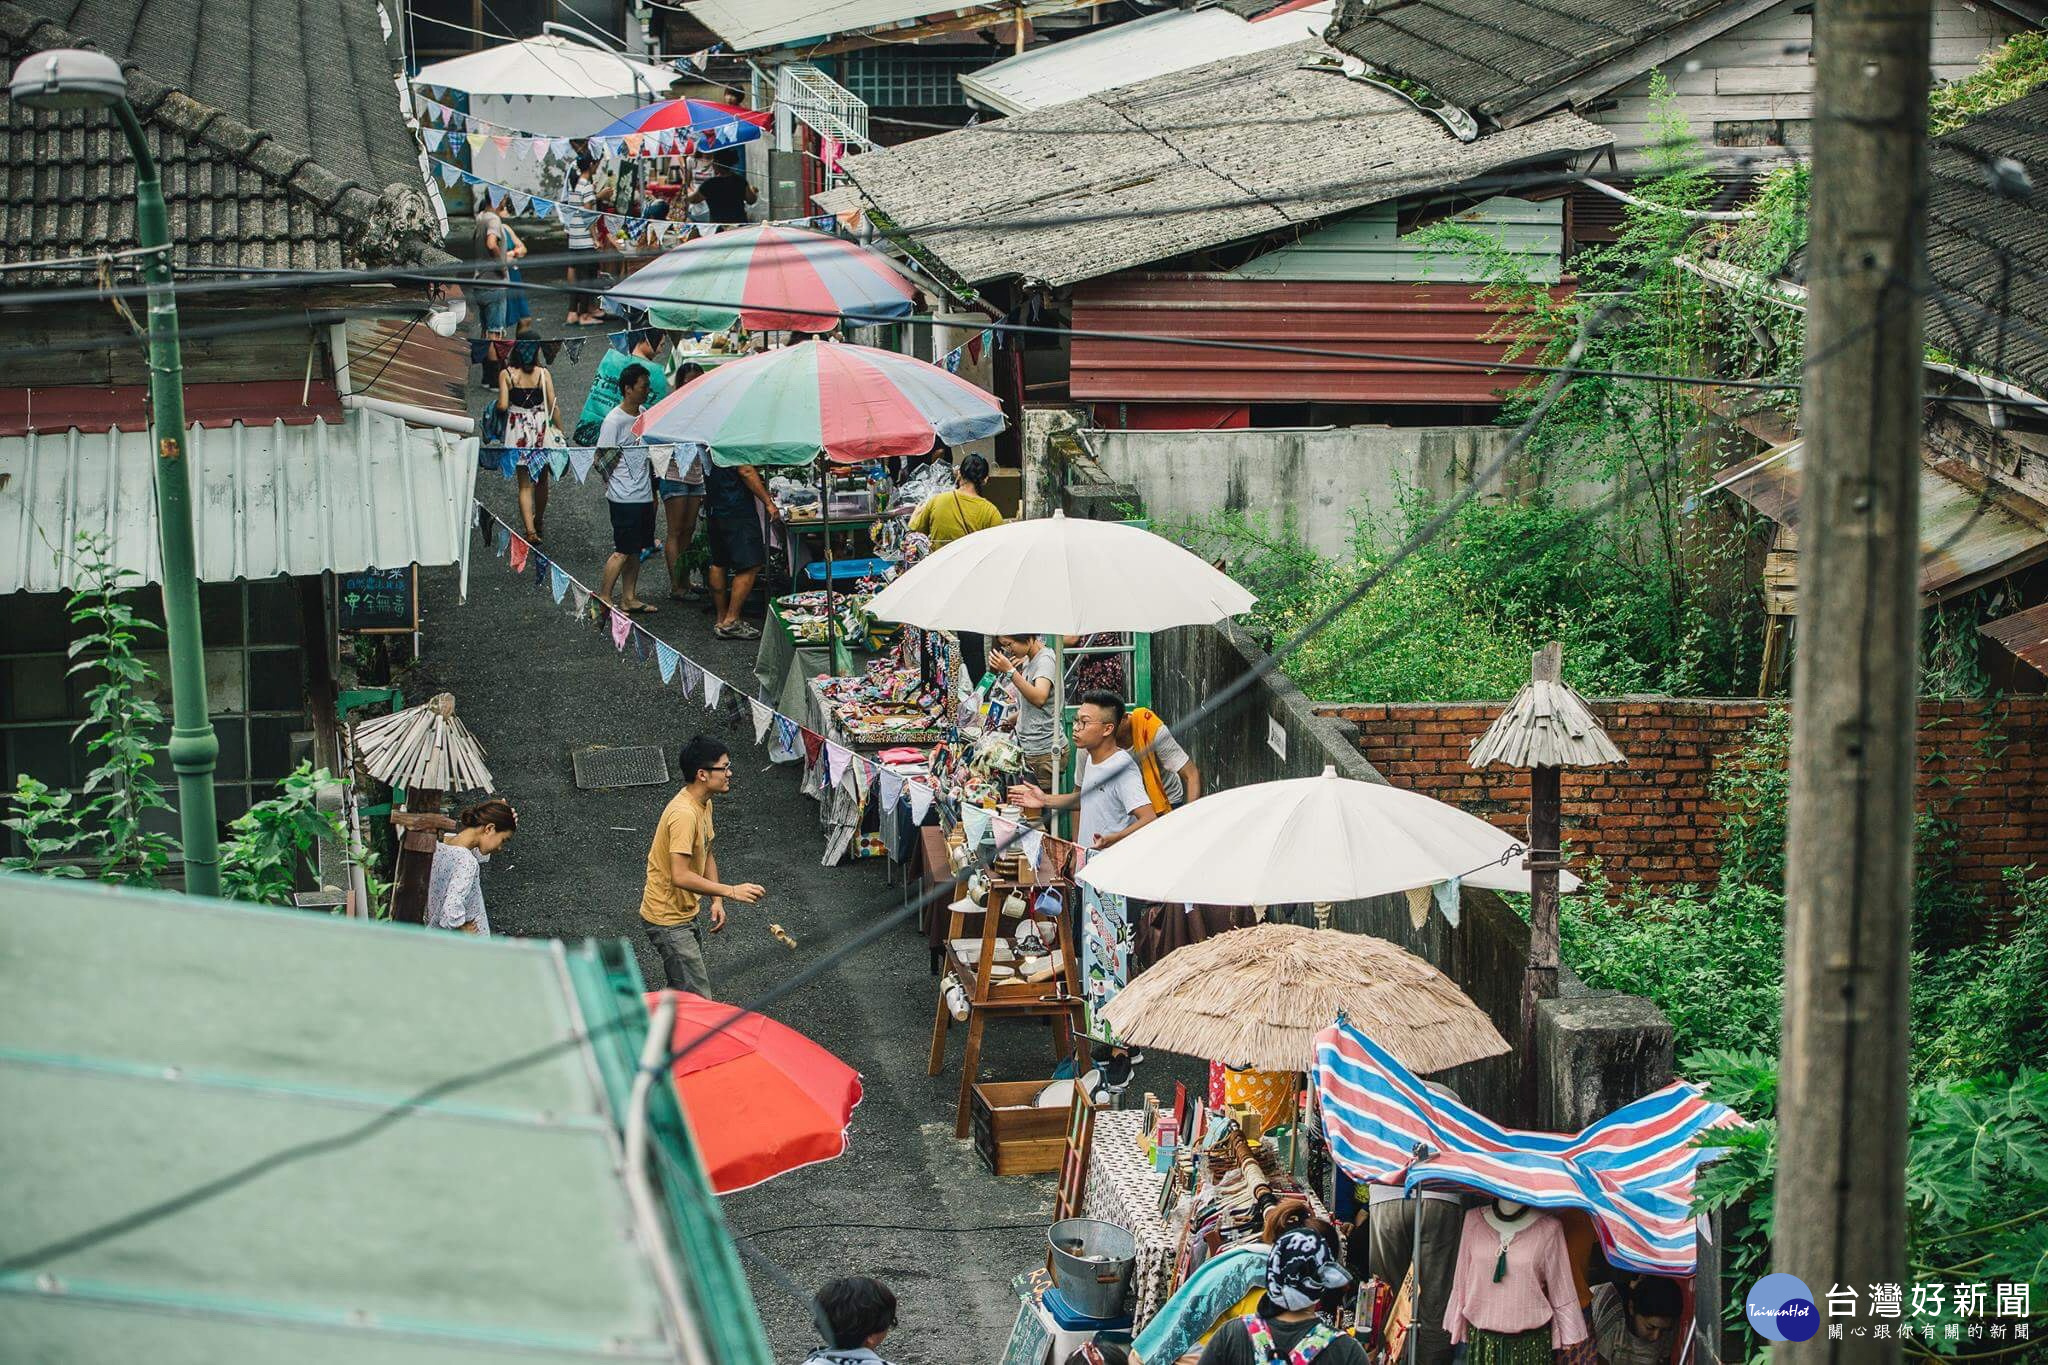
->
xmin=625 ymin=602 xmax=659 ymax=615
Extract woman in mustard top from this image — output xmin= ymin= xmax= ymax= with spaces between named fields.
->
xmin=908 ymin=452 xmax=1004 ymax=680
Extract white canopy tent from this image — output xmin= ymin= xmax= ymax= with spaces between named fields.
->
xmin=413 ymin=36 xmax=674 ymax=197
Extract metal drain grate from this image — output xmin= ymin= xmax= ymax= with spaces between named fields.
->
xmin=572 ymin=745 xmax=670 ymax=790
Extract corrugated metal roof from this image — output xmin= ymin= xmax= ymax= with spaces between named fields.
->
xmin=1070 ymin=273 xmax=1564 ymax=403
xmin=1925 ymin=87 xmax=2048 ymax=398
xmin=1231 ymin=195 xmax=1561 ymax=283
xmin=829 ymin=41 xmax=1610 ymax=288
xmin=958 ymin=3 xmax=1333 ymax=115
xmin=0 ymin=873 xmax=767 ymax=1363
xmin=346 ymin=317 xmax=473 ymax=428
xmin=1321 ymin=0 xmax=1736 ymax=125
xmin=0 ymin=411 xmax=479 ymax=595
xmin=1716 ymin=439 xmax=2048 ymax=603
xmin=1980 ymin=601 xmax=2048 ymax=677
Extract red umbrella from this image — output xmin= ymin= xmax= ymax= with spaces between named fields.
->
xmin=649 ymin=990 xmax=862 ymax=1194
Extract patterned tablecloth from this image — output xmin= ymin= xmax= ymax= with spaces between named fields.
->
xmin=1082 ymin=1110 xmax=1177 ymax=1329
xmin=1080 ymin=1109 xmax=1332 ymax=1332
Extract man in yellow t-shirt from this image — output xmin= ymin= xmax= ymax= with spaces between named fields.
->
xmin=907 ymin=452 xmax=1004 ymax=549
xmin=640 ymin=736 xmax=764 ymax=998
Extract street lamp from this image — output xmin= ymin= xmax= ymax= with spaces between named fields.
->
xmin=9 ymin=48 xmax=221 ymax=896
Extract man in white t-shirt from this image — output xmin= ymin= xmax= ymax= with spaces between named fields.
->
xmin=1009 ymin=691 xmax=1157 ymax=849
xmin=596 ymin=362 xmax=659 ymax=614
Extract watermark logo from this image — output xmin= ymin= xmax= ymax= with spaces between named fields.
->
xmin=1748 ymin=1274 xmax=1821 ymax=1343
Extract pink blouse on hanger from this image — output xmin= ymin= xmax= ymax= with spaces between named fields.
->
xmin=1442 ymin=1207 xmax=1589 ymax=1348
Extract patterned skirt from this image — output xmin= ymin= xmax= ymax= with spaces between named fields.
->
xmin=1467 ymin=1326 xmax=1553 ymax=1365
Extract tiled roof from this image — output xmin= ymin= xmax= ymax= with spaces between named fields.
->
xmin=1925 ymin=88 xmax=2048 ymax=396
xmin=823 ymin=40 xmax=1609 ymax=288
xmin=1321 ymin=0 xmax=1733 ymax=125
xmin=0 ymin=0 xmax=445 ymax=284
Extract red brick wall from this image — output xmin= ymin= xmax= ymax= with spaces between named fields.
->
xmin=1315 ymin=698 xmax=2048 ymax=899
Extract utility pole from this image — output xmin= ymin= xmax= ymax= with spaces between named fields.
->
xmin=1776 ymin=0 xmax=1928 ymax=1353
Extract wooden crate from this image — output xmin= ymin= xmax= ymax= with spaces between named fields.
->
xmin=972 ymin=1080 xmax=1093 ymax=1177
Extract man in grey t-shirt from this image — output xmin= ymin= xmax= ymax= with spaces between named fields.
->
xmin=989 ymin=634 xmax=1060 ymax=789
xmin=1009 ymin=691 xmax=1156 ymax=850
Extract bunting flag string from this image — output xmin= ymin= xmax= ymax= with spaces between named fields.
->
xmin=411 ymin=93 xmax=757 ymax=158
xmin=478 ymin=443 xmax=704 ymax=484
xmin=471 ymin=501 xmax=1092 ymax=862
xmin=940 ymin=327 xmax=998 ymax=375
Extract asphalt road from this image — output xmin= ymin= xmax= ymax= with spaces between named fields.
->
xmin=410 ymin=332 xmax=1067 ymax=1363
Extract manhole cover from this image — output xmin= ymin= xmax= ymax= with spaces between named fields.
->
xmin=573 ymin=745 xmax=670 ymax=790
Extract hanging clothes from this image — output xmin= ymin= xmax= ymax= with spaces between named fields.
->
xmin=1441 ymin=1207 xmax=1587 ymax=1351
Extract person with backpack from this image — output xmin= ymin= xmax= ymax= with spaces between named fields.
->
xmin=1198 ymin=1228 xmax=1368 ymax=1365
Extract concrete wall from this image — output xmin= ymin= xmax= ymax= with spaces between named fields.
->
xmin=1148 ymin=616 xmax=1675 ymax=1125
xmin=1083 ymin=424 xmax=1514 ymax=557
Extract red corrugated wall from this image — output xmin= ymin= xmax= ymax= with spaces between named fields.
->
xmin=1069 ymin=272 xmax=1567 ymax=405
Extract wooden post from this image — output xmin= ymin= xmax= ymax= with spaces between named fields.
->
xmin=1775 ymin=0 xmax=1927 ymax=1349
xmin=1519 ymin=642 xmax=1563 ymax=1125
xmin=388 ymin=790 xmax=454 ymax=924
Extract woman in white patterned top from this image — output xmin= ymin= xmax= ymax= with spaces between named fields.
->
xmin=425 ymin=798 xmax=518 ymax=936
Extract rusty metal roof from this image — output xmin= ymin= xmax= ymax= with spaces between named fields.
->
xmin=345 ymin=318 xmax=473 ymax=430
xmin=1715 ymin=438 xmax=2048 ymax=602
xmin=1070 ymin=273 xmax=1563 ymax=404
xmin=1981 ymin=602 xmax=2048 ymax=677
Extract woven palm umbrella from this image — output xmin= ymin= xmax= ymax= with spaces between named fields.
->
xmin=350 ymin=693 xmax=494 ymax=792
xmin=1097 ymin=922 xmax=1508 ymax=1076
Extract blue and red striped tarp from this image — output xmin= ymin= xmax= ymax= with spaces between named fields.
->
xmin=1312 ymin=1017 xmax=1744 ymax=1275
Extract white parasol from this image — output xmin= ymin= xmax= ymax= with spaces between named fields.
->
xmin=1077 ymin=765 xmax=1579 ymax=905
xmin=863 ymin=510 xmax=1254 ymax=636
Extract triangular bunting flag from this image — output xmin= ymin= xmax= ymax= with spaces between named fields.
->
xmin=702 ymin=670 xmax=723 ymax=709
xmin=530 ymin=549 xmax=548 ymax=585
xmin=772 ymin=716 xmax=801 ymax=763
xmin=548 ymin=449 xmax=570 ymax=480
xmin=438 ymin=160 xmax=462 ymax=186
xmin=508 ymin=535 xmax=529 ymax=573
xmin=750 ymin=699 xmax=774 ymax=745
xmin=623 ymin=133 xmax=643 ymax=157
xmin=509 ymin=189 xmax=531 ymax=215
xmin=825 ymin=743 xmax=852 ymax=790
xmin=550 ymin=564 xmax=569 ymax=603
xmin=492 ymin=523 xmax=509 ymax=558
xmin=570 ymin=583 xmax=591 ymax=616
xmin=656 ymin=639 xmax=680 ymax=683
xmin=609 ymin=608 xmax=631 ymax=649
xmin=531 ymin=196 xmax=554 ymax=218
xmin=466 ymin=132 xmax=487 ymax=156
xmin=908 ymin=779 xmax=934 ymax=824
xmin=1433 ymin=876 xmax=1462 ymax=928
xmin=800 ymin=728 xmax=825 ymax=767
xmin=552 ymin=137 xmax=575 ymax=159
xmin=681 ymin=658 xmax=702 ymax=698
xmin=632 ymin=628 xmax=651 ymax=663
xmin=491 ymin=135 xmax=513 ymax=154
xmin=878 ymin=767 xmax=904 ymax=814
xmin=962 ymin=803 xmax=992 ymax=850
xmin=564 ymin=338 xmax=586 ymax=364
xmin=852 ymin=759 xmax=874 ymax=804
xmin=1020 ymin=828 xmax=1045 ymax=873
xmin=567 ymin=447 xmax=596 ymax=483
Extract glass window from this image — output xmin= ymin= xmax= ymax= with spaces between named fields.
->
xmin=246 ymin=577 xmax=302 ymax=646
xmin=840 ymin=49 xmax=989 ymax=108
xmin=5 ymin=656 xmax=69 ymax=721
xmin=248 ymin=650 xmax=305 ymax=713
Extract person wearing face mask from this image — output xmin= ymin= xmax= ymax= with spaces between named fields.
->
xmin=1442 ymin=1198 xmax=1586 ymax=1365
xmin=425 ymin=799 xmax=518 ymax=936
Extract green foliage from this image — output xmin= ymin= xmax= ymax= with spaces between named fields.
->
xmin=0 ymin=535 xmax=177 ymax=883
xmin=0 ymin=777 xmax=90 ymax=878
xmin=1690 ymin=1051 xmax=2048 ymax=1358
xmin=1929 ymin=31 xmax=2048 ymax=136
xmin=1712 ymin=706 xmax=1791 ymax=890
xmin=1915 ymin=867 xmax=2048 ymax=1083
xmin=220 ymin=763 xmax=344 ymax=905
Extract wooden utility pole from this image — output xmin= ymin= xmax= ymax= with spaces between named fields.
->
xmin=1777 ymin=0 xmax=1928 ymax=1353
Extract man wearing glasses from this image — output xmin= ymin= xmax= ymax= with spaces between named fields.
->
xmin=640 ymin=735 xmax=766 ymax=997
xmin=1008 ymin=690 xmax=1158 ymax=851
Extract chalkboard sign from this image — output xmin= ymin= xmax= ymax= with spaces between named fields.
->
xmin=338 ymin=566 xmax=418 ymax=634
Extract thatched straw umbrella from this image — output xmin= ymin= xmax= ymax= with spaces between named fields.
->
xmin=1097 ymin=922 xmax=1508 ymax=1076
xmin=349 ymin=694 xmax=493 ymax=923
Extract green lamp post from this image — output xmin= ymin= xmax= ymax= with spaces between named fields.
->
xmin=9 ymin=48 xmax=221 ymax=895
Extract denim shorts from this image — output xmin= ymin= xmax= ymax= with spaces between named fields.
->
xmin=658 ymin=478 xmax=706 ymax=499
xmin=471 ymin=285 xmax=509 ymax=333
